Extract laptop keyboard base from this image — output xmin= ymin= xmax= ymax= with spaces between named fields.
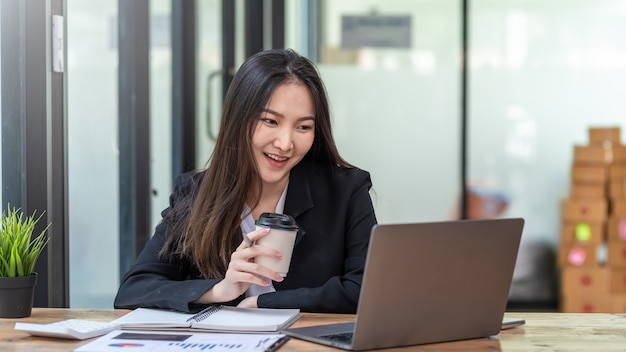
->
xmin=320 ymin=332 xmax=354 ymax=344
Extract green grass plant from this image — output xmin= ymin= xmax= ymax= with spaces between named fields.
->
xmin=0 ymin=205 xmax=50 ymax=277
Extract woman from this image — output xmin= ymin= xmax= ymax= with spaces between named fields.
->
xmin=114 ymin=49 xmax=377 ymax=314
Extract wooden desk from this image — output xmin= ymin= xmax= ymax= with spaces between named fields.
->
xmin=1 ymin=309 xmax=626 ymax=351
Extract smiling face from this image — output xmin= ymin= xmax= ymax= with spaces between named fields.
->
xmin=252 ymin=81 xmax=315 ymax=193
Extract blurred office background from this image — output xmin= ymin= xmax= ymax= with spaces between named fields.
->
xmin=1 ymin=0 xmax=625 ymax=309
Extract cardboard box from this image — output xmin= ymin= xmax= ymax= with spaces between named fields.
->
xmin=606 ymin=216 xmax=626 ymax=242
xmin=610 ymin=268 xmax=626 ymax=294
xmin=560 ymin=293 xmax=609 ymax=313
xmin=558 ymin=242 xmax=601 ymax=267
xmin=607 ymin=242 xmax=626 ymax=267
xmin=610 ymin=294 xmax=626 ymax=312
xmin=611 ymin=199 xmax=626 ymax=216
xmin=561 ymin=198 xmax=607 ymax=222
xmin=610 ymin=165 xmax=626 ymax=180
xmin=573 ymin=145 xmax=613 ymax=165
xmin=589 ymin=127 xmax=621 ymax=146
xmin=560 ymin=266 xmax=609 ymax=294
xmin=571 ymin=165 xmax=607 ymax=184
xmin=571 ymin=183 xmax=606 ymax=199
xmin=609 ymin=179 xmax=626 ymax=199
xmin=614 ymin=146 xmax=626 ymax=164
xmin=561 ymin=221 xmax=604 ymax=244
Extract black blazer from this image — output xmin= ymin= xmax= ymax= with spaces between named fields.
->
xmin=114 ymin=159 xmax=377 ymax=313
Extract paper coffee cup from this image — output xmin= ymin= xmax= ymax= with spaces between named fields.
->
xmin=254 ymin=213 xmax=298 ymax=277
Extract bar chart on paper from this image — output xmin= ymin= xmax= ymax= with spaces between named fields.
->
xmin=74 ymin=331 xmax=287 ymax=352
xmin=167 ymin=342 xmax=244 ymax=350
xmin=152 ymin=335 xmax=286 ymax=352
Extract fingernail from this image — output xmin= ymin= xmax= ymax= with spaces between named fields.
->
xmin=275 ymin=252 xmax=283 ymax=259
xmin=275 ymin=274 xmax=284 ymax=281
xmin=263 ymin=227 xmax=270 ymax=233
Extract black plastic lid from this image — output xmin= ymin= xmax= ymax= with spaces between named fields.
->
xmin=255 ymin=212 xmax=298 ymax=230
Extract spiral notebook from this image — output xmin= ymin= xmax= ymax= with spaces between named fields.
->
xmin=111 ymin=306 xmax=301 ymax=333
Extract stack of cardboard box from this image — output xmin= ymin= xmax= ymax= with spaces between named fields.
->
xmin=606 ymin=140 xmax=626 ymax=312
xmin=559 ymin=127 xmax=626 ymax=312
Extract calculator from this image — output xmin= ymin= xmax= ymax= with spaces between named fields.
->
xmin=14 ymin=319 xmax=120 ymax=340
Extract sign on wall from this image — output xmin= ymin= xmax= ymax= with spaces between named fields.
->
xmin=341 ymin=15 xmax=412 ymax=49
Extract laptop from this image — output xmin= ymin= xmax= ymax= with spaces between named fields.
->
xmin=282 ymin=218 xmax=525 ymax=350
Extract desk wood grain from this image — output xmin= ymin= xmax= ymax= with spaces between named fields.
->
xmin=2 ymin=309 xmax=626 ymax=351
xmin=1 ymin=308 xmax=128 ymax=351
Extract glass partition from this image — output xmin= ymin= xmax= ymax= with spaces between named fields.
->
xmin=0 ymin=4 xmax=2 ymax=192
xmin=149 ymin=0 xmax=173 ymax=231
xmin=68 ymin=0 xmax=174 ymax=308
xmin=196 ymin=0 xmax=222 ymax=167
xmin=286 ymin=0 xmax=462 ymax=224
xmin=67 ymin=0 xmax=120 ymax=308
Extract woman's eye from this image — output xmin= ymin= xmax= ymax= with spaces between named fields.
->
xmin=261 ymin=118 xmax=277 ymax=126
xmin=297 ymin=125 xmax=313 ymax=131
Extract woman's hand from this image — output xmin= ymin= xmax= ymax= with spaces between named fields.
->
xmin=237 ymin=295 xmax=259 ymax=308
xmin=193 ymin=227 xmax=283 ymax=304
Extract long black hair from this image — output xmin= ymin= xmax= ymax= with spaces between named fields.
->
xmin=163 ymin=49 xmax=352 ymax=278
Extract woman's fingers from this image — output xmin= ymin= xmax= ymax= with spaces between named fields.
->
xmin=247 ymin=226 xmax=270 ymax=242
xmin=207 ymin=229 xmax=282 ymax=302
xmin=229 ymin=254 xmax=283 ymax=282
xmin=236 ymin=227 xmax=269 ymax=250
xmin=224 ymin=226 xmax=283 ymax=293
xmin=232 ymin=241 xmax=279 ymax=260
xmin=227 ymin=238 xmax=283 ymax=283
xmin=225 ymin=269 xmax=270 ymax=287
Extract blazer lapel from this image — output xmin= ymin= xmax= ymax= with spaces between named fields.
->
xmin=284 ymin=161 xmax=314 ymax=245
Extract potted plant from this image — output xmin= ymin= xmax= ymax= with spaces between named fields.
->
xmin=0 ymin=205 xmax=50 ymax=318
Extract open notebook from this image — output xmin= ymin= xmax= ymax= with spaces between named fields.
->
xmin=283 ymin=218 xmax=525 ymax=350
xmin=111 ymin=305 xmax=301 ymax=333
